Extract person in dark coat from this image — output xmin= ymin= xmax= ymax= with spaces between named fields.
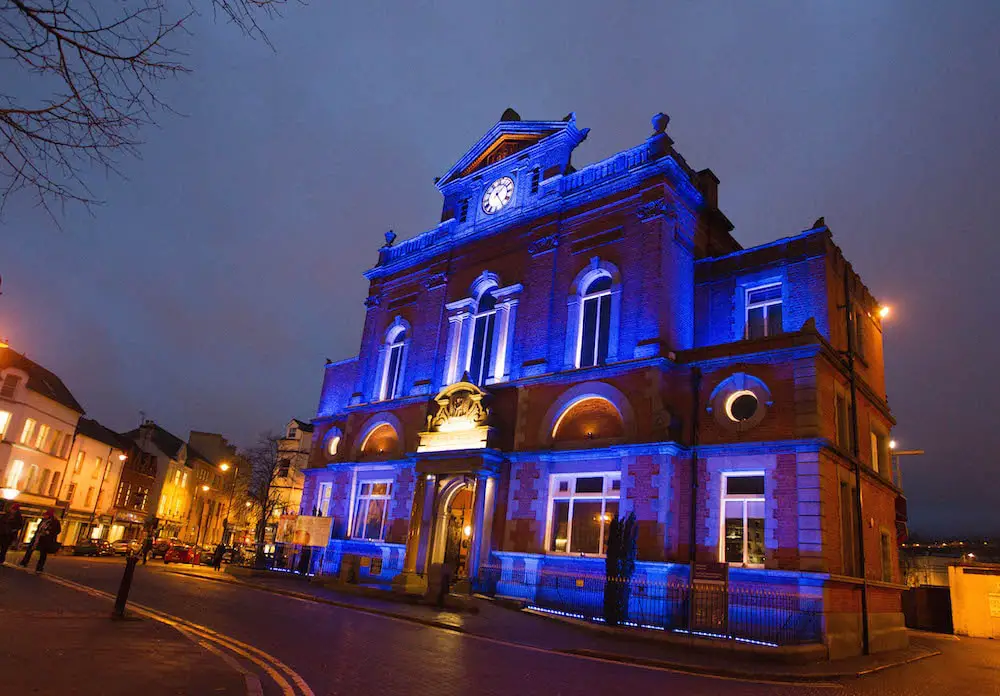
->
xmin=141 ymin=536 xmax=153 ymax=565
xmin=0 ymin=503 xmax=25 ymax=564
xmin=20 ymin=509 xmax=61 ymax=573
xmin=211 ymin=543 xmax=225 ymax=571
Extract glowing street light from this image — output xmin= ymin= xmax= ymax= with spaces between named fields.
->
xmin=878 ymin=305 xmax=891 ymax=319
xmin=201 ymin=484 xmax=210 ymax=492
xmin=219 ymin=462 xmax=231 ymax=472
xmin=1 ymin=487 xmax=20 ymax=501
xmin=889 ymin=440 xmax=897 ymax=450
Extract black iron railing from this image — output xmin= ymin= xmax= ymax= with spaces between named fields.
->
xmin=476 ymin=564 xmax=822 ymax=646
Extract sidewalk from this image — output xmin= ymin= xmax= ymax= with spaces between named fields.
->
xmin=163 ymin=563 xmax=941 ymax=682
xmin=0 ymin=563 xmax=246 ymax=696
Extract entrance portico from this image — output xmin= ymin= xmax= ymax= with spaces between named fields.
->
xmin=394 ymin=450 xmax=500 ymax=594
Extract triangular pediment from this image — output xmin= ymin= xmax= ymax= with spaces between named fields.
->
xmin=436 ymin=111 xmax=589 ymax=190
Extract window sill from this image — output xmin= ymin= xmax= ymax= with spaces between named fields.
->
xmin=544 ymin=551 xmax=607 ymax=559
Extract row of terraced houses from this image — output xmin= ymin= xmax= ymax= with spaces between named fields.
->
xmin=0 ymin=348 xmax=311 ymax=549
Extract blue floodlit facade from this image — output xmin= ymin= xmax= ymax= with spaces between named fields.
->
xmin=299 ymin=109 xmax=906 ymax=658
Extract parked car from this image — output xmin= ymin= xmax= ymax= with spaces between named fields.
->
xmin=163 ymin=544 xmax=201 ymax=565
xmin=110 ymin=539 xmax=140 ymax=555
xmin=72 ymin=539 xmax=115 ymax=557
xmin=150 ymin=538 xmax=178 ymax=559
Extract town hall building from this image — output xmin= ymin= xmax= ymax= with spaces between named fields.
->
xmin=300 ymin=109 xmax=905 ymax=659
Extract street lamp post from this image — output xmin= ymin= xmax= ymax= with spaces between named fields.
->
xmin=889 ymin=441 xmax=924 ymax=489
xmin=220 ymin=462 xmax=238 ymax=545
xmin=87 ymin=452 xmax=126 ymax=542
xmin=195 ymin=484 xmax=210 ymax=546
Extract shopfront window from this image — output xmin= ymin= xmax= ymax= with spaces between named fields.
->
xmin=721 ymin=473 xmax=766 ymax=566
xmin=547 ymin=473 xmax=620 ymax=555
xmin=351 ymin=481 xmax=392 ymax=541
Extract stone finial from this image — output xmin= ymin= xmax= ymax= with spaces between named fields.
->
xmin=812 ymin=217 xmax=826 ymax=229
xmin=651 ymin=112 xmax=670 ymax=135
xmin=384 ymin=229 xmax=397 ymax=247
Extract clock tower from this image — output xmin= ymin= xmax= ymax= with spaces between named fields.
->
xmin=434 ymin=108 xmax=590 ymax=232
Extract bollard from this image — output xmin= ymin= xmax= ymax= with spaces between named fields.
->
xmin=112 ymin=552 xmax=140 ymax=619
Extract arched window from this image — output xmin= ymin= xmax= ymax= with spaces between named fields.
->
xmin=379 ymin=324 xmax=407 ymax=401
xmin=469 ymin=289 xmax=497 ymax=386
xmin=577 ymin=274 xmax=612 ymax=368
xmin=444 ymin=272 xmax=522 ymax=386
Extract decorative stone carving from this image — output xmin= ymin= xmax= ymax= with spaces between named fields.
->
xmin=364 ymin=295 xmax=381 ymax=309
xmin=417 ymin=382 xmax=493 ymax=453
xmin=636 ymin=199 xmax=675 ymax=221
xmin=528 ymin=234 xmax=560 ymax=256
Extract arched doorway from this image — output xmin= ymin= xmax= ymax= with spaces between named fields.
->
xmin=431 ymin=479 xmax=475 ymax=579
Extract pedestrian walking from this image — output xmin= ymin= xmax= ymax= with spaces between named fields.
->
xmin=141 ymin=536 xmax=153 ymax=565
xmin=0 ymin=503 xmax=25 ymax=565
xmin=20 ymin=509 xmax=61 ymax=574
xmin=211 ymin=543 xmax=225 ymax=571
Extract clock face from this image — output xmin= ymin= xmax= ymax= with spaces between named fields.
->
xmin=482 ymin=176 xmax=515 ymax=214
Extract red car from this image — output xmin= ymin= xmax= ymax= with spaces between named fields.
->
xmin=162 ymin=544 xmax=202 ymax=565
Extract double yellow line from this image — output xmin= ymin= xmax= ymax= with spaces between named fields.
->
xmin=38 ymin=572 xmax=314 ymax=696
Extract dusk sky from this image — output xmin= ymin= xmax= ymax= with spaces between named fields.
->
xmin=3 ymin=2 xmax=998 ymax=537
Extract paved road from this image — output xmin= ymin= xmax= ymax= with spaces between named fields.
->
xmin=13 ymin=556 xmax=1000 ymax=696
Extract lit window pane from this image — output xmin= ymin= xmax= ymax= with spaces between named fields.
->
xmin=364 ymin=499 xmax=386 ymax=539
xmin=602 ymin=500 xmax=619 ymax=554
xmin=571 ymin=501 xmax=602 ymax=554
xmin=746 ymin=510 xmax=765 ymax=565
xmin=550 ymin=501 xmax=569 ymax=552
xmin=747 ymin=307 xmax=765 ymax=340
xmin=724 ymin=499 xmax=744 ymax=564
xmin=767 ymin=303 xmax=782 ymax=336
xmin=596 ymin=295 xmax=611 ymax=364
xmin=580 ymin=297 xmax=598 ymax=367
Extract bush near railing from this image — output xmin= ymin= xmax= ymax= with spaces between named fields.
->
xmin=476 ymin=564 xmax=822 ymax=646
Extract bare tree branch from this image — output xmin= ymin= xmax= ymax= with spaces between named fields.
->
xmin=0 ymin=0 xmax=290 ymax=217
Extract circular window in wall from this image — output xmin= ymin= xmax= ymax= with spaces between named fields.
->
xmin=709 ymin=372 xmax=771 ymax=433
xmin=324 ymin=427 xmax=343 ymax=459
xmin=725 ymin=390 xmax=759 ymax=422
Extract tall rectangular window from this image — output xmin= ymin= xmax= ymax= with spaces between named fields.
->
xmin=871 ymin=429 xmax=890 ymax=478
xmin=93 ymin=457 xmax=102 ymax=479
xmin=0 ymin=410 xmax=10 ymax=439
xmin=66 ymin=482 xmax=77 ymax=505
xmin=468 ymin=311 xmax=497 ymax=386
xmin=0 ymin=374 xmax=20 ymax=398
xmin=20 ymin=418 xmax=37 ymax=445
xmin=721 ymin=473 xmax=766 ymax=566
xmin=317 ymin=482 xmax=333 ymax=516
xmin=880 ymin=532 xmax=893 ymax=583
xmin=547 ymin=473 xmax=620 ymax=555
xmin=854 ymin=309 xmax=866 ymax=359
xmin=38 ymin=469 xmax=51 ymax=495
xmin=85 ymin=486 xmax=95 ymax=507
xmin=383 ymin=341 xmax=404 ymax=400
xmin=835 ymin=392 xmax=851 ymax=449
xmin=48 ymin=471 xmax=61 ymax=498
xmin=530 ymin=168 xmax=540 ymax=194
xmin=458 ymin=198 xmax=469 ymax=223
xmin=745 ymin=283 xmax=783 ymax=339
xmin=4 ymin=460 xmax=23 ymax=489
xmin=74 ymin=451 xmax=85 ymax=474
xmin=33 ymin=424 xmax=51 ymax=450
xmin=351 ymin=481 xmax=392 ymax=540
xmin=578 ymin=276 xmax=612 ymax=368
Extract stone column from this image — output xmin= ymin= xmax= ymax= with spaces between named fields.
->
xmin=394 ymin=474 xmax=436 ymax=594
xmin=467 ymin=474 xmax=496 ymax=581
xmin=413 ymin=475 xmax=438 ymax=575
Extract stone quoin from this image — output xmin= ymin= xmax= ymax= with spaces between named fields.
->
xmin=300 ymin=110 xmax=905 ymax=659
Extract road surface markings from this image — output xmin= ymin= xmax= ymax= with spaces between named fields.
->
xmin=30 ymin=569 xmax=314 ymax=696
xmin=167 ymin=569 xmax=843 ymax=689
